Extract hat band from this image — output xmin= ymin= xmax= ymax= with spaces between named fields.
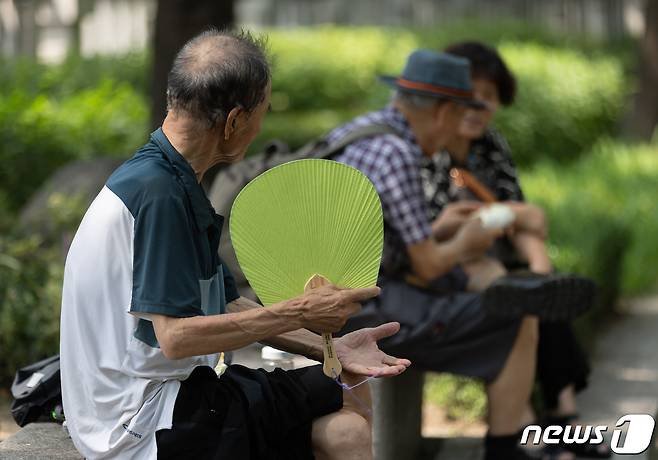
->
xmin=396 ymin=78 xmax=473 ymax=99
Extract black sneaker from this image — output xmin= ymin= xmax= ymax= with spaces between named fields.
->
xmin=482 ymin=273 xmax=597 ymax=322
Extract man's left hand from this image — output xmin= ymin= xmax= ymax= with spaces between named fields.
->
xmin=334 ymin=322 xmax=411 ymax=377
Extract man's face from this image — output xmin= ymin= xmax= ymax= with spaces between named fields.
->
xmin=458 ymin=78 xmax=500 ymax=140
xmin=431 ymin=101 xmax=467 ymax=152
xmin=221 ymin=81 xmax=272 ymax=163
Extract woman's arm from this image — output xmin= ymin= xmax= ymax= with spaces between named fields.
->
xmin=504 ymin=201 xmax=548 ymax=239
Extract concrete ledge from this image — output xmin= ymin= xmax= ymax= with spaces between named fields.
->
xmin=0 ymin=423 xmax=81 ymax=459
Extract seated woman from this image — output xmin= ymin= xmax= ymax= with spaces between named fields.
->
xmin=419 ymin=41 xmax=611 ymax=459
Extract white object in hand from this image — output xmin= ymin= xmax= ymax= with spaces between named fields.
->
xmin=261 ymin=346 xmax=295 ymax=371
xmin=477 ymin=204 xmax=515 ymax=229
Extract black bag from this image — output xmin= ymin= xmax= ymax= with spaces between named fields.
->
xmin=10 ymin=355 xmax=64 ymax=426
xmin=209 ymin=124 xmax=400 ymax=300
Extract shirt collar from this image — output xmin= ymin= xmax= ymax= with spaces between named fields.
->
xmin=150 ymin=128 xmax=221 ymax=232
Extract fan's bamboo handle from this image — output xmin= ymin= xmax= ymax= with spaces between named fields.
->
xmin=304 ymin=274 xmax=343 ymax=378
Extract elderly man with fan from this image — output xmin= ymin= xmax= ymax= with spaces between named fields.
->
xmin=59 ymin=29 xmax=410 ymax=460
xmin=332 ymin=49 xmax=596 ymax=460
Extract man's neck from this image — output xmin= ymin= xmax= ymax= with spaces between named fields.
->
xmin=445 ymin=136 xmax=471 ymax=165
xmin=161 ymin=113 xmax=218 ymax=183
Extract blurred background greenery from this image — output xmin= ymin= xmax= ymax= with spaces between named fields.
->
xmin=0 ymin=1 xmax=657 ymax=425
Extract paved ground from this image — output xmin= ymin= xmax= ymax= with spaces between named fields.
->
xmin=0 ymin=397 xmax=18 ymax=442
xmin=572 ymin=297 xmax=658 ymax=460
xmin=435 ymin=295 xmax=658 ymax=460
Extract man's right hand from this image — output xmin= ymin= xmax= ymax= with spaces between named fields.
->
xmin=452 ymin=216 xmax=503 ymax=262
xmin=294 ymin=285 xmax=381 ymax=333
xmin=431 ymin=201 xmax=483 ymax=241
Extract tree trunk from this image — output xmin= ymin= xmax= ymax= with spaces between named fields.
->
xmin=628 ymin=0 xmax=658 ymax=141
xmin=150 ymin=0 xmax=235 ymax=130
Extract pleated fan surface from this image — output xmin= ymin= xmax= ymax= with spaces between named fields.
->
xmin=230 ymin=159 xmax=384 ymax=306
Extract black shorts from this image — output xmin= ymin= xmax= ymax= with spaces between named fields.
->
xmin=156 ymin=364 xmax=343 ymax=460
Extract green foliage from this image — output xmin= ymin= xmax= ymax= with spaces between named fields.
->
xmin=495 ymin=43 xmax=627 ymax=165
xmin=0 ymin=52 xmax=149 ymax=99
xmin=0 ymin=80 xmax=147 ymax=211
xmin=0 ymin=194 xmax=86 ymax=387
xmin=424 ymin=373 xmax=487 ymax=422
xmin=522 ymin=140 xmax=658 ymax=295
xmin=0 ymin=51 xmax=149 ymax=212
xmin=0 ymin=236 xmax=62 ymax=387
xmin=267 ymin=27 xmax=416 ymax=112
xmin=250 ymin=27 xmax=628 ymax=163
xmin=0 ymin=25 xmax=630 ymax=211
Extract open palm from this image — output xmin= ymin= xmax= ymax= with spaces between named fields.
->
xmin=334 ymin=322 xmax=411 ymax=377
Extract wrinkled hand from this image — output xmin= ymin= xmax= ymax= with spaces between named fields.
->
xmin=431 ymin=201 xmax=483 ymax=241
xmin=298 ymin=285 xmax=380 ymax=333
xmin=334 ymin=322 xmax=411 ymax=377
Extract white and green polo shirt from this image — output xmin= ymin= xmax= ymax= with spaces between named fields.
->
xmin=60 ymin=128 xmax=239 ymax=459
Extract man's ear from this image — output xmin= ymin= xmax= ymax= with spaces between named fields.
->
xmin=224 ymin=107 xmax=242 ymax=140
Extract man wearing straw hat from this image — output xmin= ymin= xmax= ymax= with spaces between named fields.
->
xmin=332 ymin=49 xmax=595 ymax=460
xmin=59 ymin=29 xmax=410 ymax=460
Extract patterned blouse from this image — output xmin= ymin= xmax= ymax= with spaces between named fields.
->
xmin=420 ymin=127 xmax=525 ymax=220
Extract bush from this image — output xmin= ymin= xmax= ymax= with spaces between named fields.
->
xmin=0 ymin=236 xmax=63 ymax=388
xmin=0 ymin=80 xmax=147 ymax=212
xmin=522 ymin=140 xmax=658 ymax=295
xmin=250 ymin=27 xmax=628 ymax=163
xmin=267 ymin=27 xmax=416 ymax=112
xmin=0 ymin=52 xmax=149 ymax=99
xmin=424 ymin=373 xmax=486 ymax=422
xmin=0 ymin=25 xmax=630 ymax=208
xmin=495 ymin=43 xmax=627 ymax=165
xmin=0 ymin=193 xmax=86 ymax=387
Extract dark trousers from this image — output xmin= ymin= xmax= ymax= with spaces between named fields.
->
xmin=339 ymin=278 xmax=591 ymax=410
xmin=537 ymin=321 xmax=591 ymax=410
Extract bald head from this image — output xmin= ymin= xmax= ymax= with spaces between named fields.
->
xmin=166 ymin=29 xmax=270 ymax=128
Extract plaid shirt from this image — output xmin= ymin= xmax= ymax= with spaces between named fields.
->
xmin=329 ymin=106 xmax=432 ymax=277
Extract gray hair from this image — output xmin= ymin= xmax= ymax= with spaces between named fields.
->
xmin=166 ymin=28 xmax=270 ymax=128
xmin=392 ymin=90 xmax=445 ymax=110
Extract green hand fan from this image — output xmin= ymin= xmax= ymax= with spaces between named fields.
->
xmin=230 ymin=158 xmax=384 ymax=377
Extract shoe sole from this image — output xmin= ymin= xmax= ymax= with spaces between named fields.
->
xmin=482 ymin=276 xmax=597 ymax=322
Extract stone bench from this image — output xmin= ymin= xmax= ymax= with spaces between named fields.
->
xmin=371 ymin=367 xmax=425 ymax=459
xmin=0 ymin=423 xmax=81 ymax=459
xmin=0 ymin=378 xmax=475 ymax=460
xmin=0 ymin=361 xmax=455 ymax=460
xmin=371 ymin=368 xmax=479 ymax=460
